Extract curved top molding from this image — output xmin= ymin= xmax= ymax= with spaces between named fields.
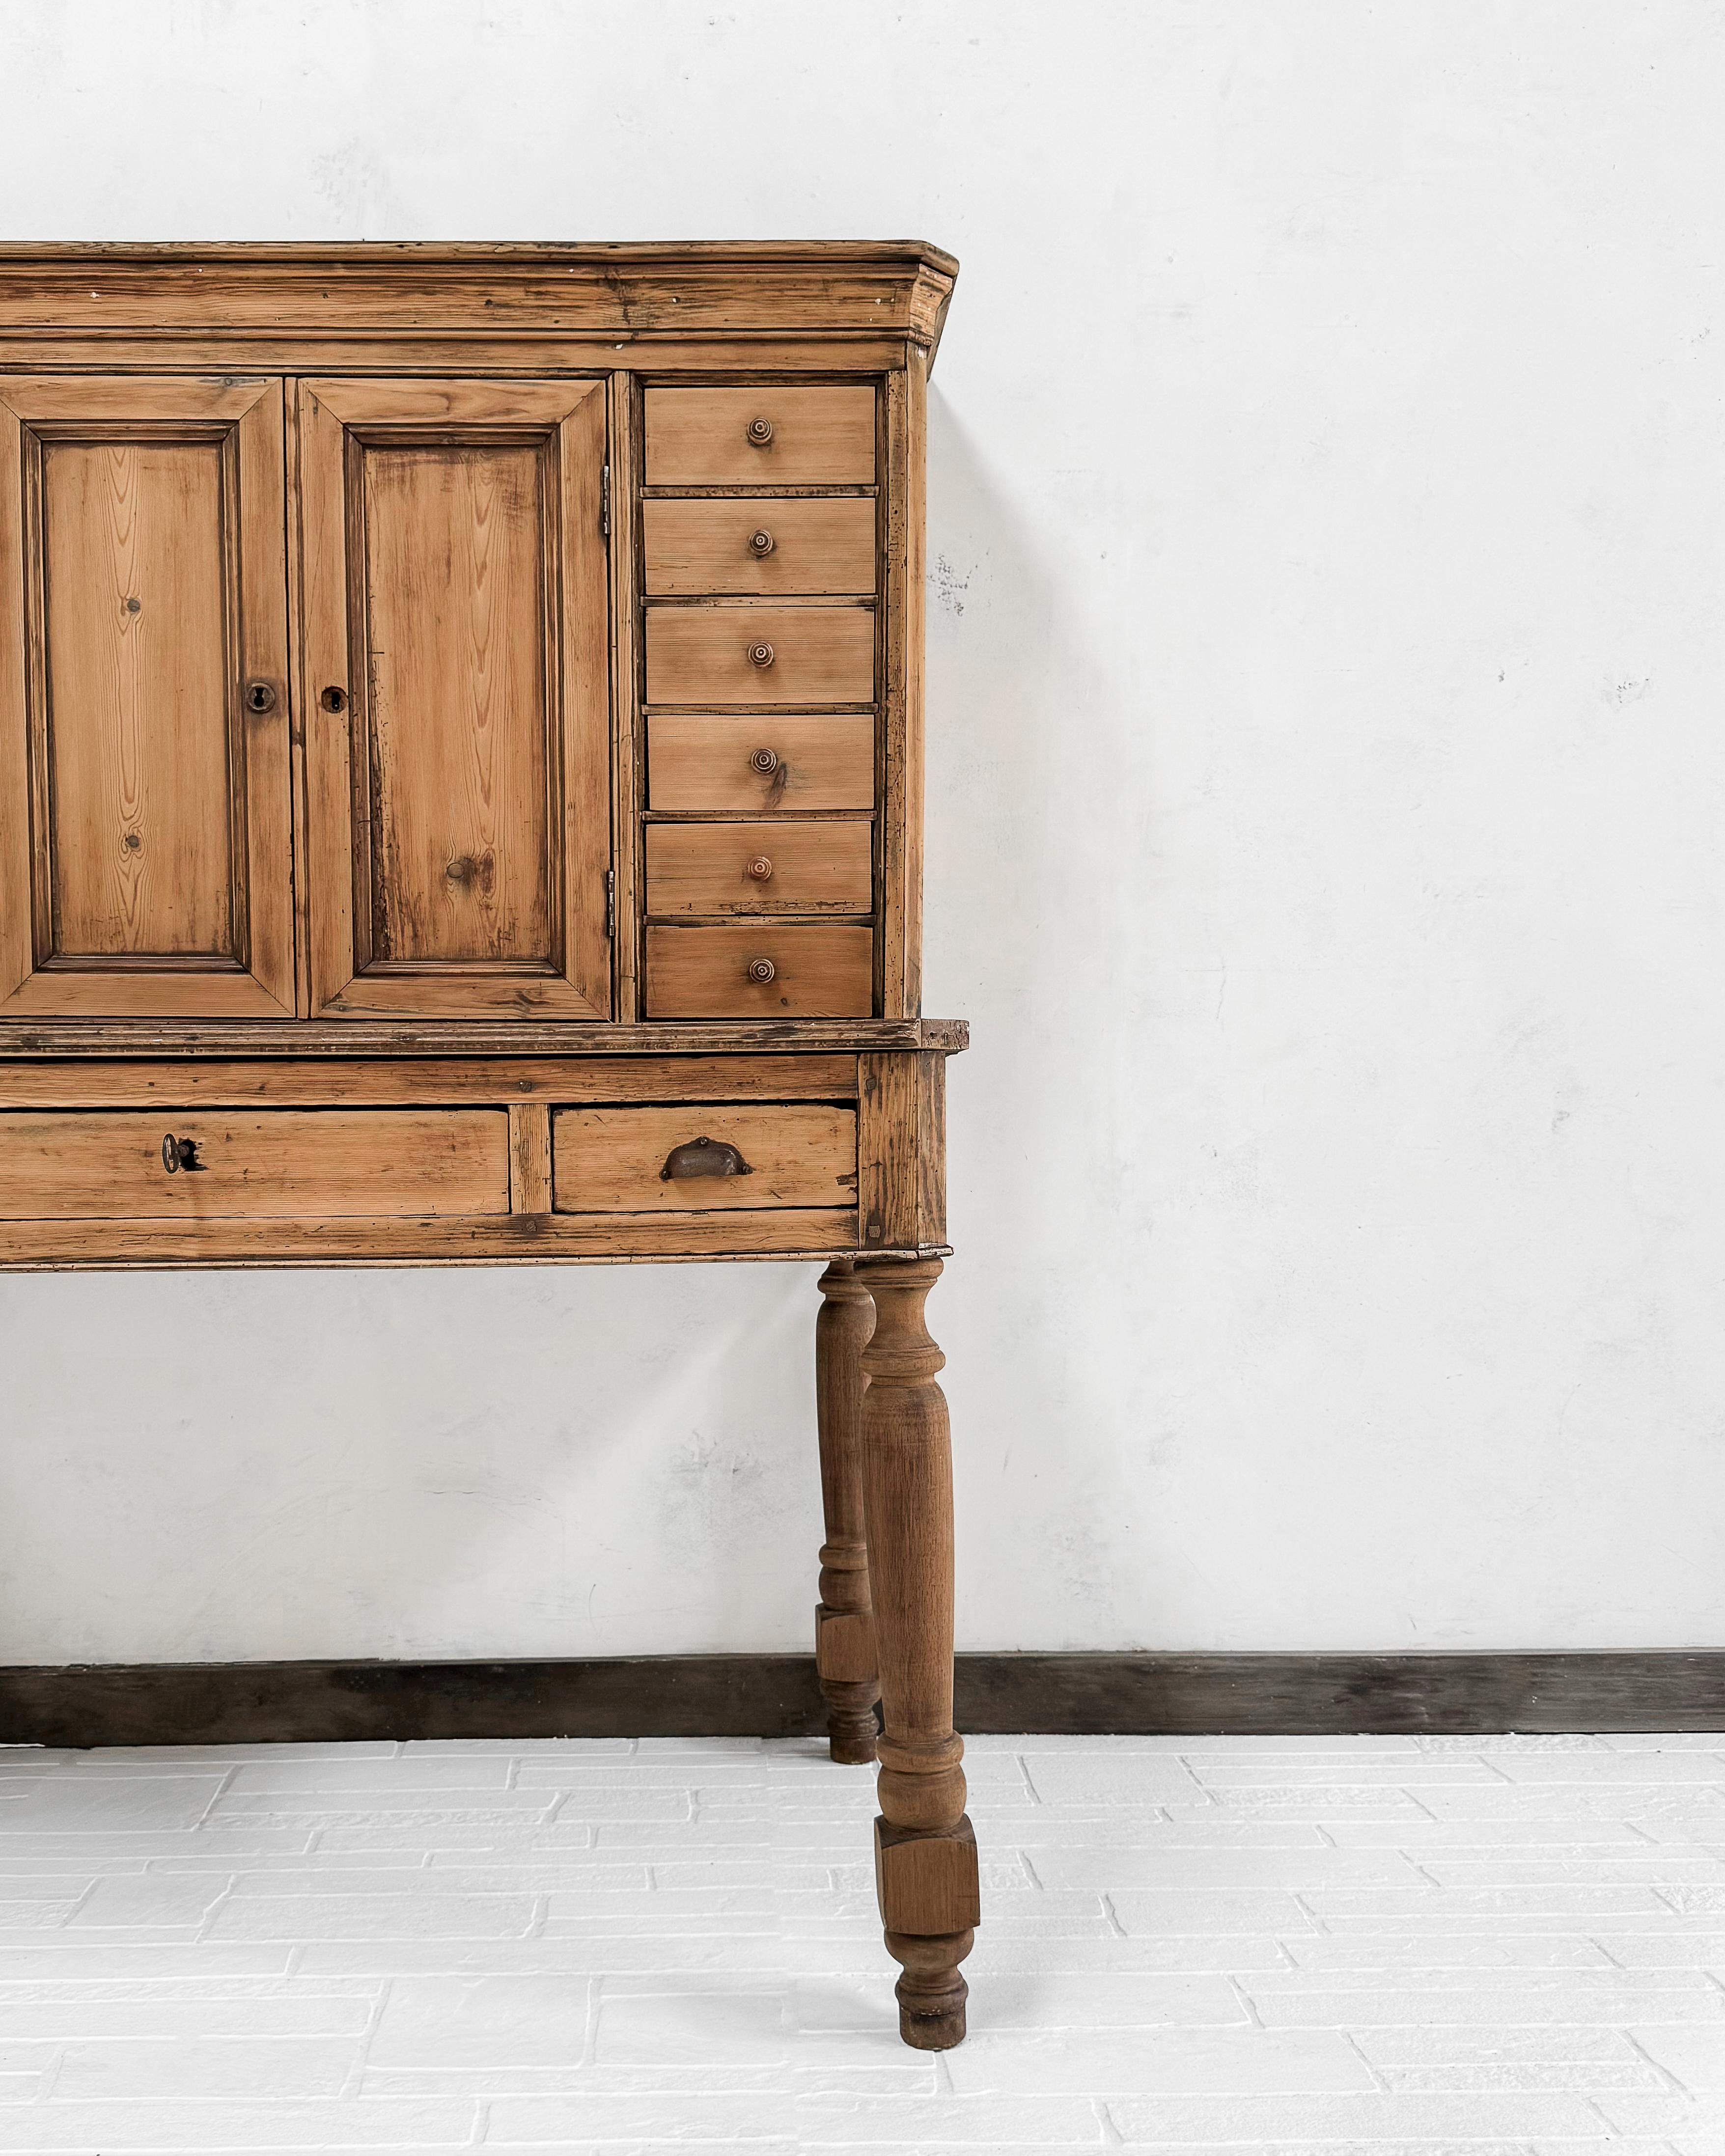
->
xmin=0 ymin=240 xmax=961 ymax=368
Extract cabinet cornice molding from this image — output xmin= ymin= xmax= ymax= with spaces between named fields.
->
xmin=0 ymin=241 xmax=961 ymax=368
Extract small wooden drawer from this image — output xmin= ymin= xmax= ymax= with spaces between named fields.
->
xmin=643 ymin=499 xmax=876 ymax=596
xmin=646 ymin=606 xmax=874 ymax=706
xmin=649 ymin=715 xmax=875 ymax=813
xmin=553 ymin=1103 xmax=857 ymax=1212
xmin=0 ymin=1109 xmax=510 ymax=1219
xmin=646 ymin=821 xmax=872 ymax=915
xmin=644 ymin=386 xmax=875 ymax=486
xmin=645 ymin=924 xmax=874 ymax=1018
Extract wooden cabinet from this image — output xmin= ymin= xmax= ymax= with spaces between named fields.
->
xmin=0 ymin=243 xmax=977 ymax=2052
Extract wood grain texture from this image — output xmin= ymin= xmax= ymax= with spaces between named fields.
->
xmin=362 ymin=441 xmax=552 ymax=965
xmin=0 ymin=375 xmax=293 ymax=1018
xmin=646 ymin=819 xmax=872 ymax=915
xmin=644 ymin=925 xmax=874 ymax=1019
xmin=0 ymin=1108 xmax=509 ymax=1219
xmin=609 ymin=371 xmax=644 ymax=1022
xmin=5 ymin=1652 xmax=1721 ymax=1748
xmin=0 ymin=1018 xmax=967 ymax=1056
xmin=554 ymin=1103 xmax=857 ymax=1213
xmin=857 ymin=1257 xmax=976 ymax=2048
xmin=648 ymin=714 xmax=875 ymax=813
xmin=0 ymin=247 xmax=959 ymax=358
xmin=508 ymin=1100 xmax=553 ymax=1214
xmin=300 ymin=376 xmax=610 ymax=1019
xmin=645 ymin=605 xmax=874 ymax=707
xmin=814 ymin=1261 xmax=881 ymax=1763
xmin=879 ymin=354 xmax=926 ymax=1018
xmin=859 ymin=1050 xmax=946 ymax=1251
xmin=0 ymin=1054 xmax=860 ymax=1108
xmin=0 ymin=1206 xmax=860 ymax=1268
xmin=644 ymin=498 xmax=876 ymax=596
xmin=645 ymin=386 xmax=875 ymax=486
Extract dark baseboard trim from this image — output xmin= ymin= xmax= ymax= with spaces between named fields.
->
xmin=1 ymin=1652 xmax=1721 ymax=1749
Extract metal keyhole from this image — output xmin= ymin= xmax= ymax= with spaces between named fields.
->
xmin=244 ymin=681 xmax=276 ymax=714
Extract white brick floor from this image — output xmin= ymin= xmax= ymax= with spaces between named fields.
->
xmin=0 ymin=1732 xmax=1722 ymax=2151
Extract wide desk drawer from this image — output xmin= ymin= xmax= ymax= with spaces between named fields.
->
xmin=645 ymin=607 xmax=874 ymax=706
xmin=643 ymin=498 xmax=876 ymax=596
xmin=0 ymin=1109 xmax=510 ymax=1219
xmin=555 ymin=1104 xmax=857 ymax=1213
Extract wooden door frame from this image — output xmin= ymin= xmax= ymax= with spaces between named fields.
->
xmin=0 ymin=374 xmax=294 ymax=1018
xmin=298 ymin=375 xmax=612 ymax=1020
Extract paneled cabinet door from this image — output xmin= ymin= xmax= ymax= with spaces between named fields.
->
xmin=0 ymin=376 xmax=294 ymax=1017
xmin=300 ymin=378 xmax=612 ymax=1019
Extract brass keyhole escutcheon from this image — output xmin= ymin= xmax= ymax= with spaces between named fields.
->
xmin=749 ymin=528 xmax=775 ymax=557
xmin=746 ymin=856 xmax=774 ymax=882
xmin=746 ymin=416 xmax=774 ymax=446
xmin=746 ymin=956 xmax=777 ymax=984
xmin=750 ymin=747 xmax=780 ymax=775
xmin=747 ymin=641 xmax=775 ymax=669
xmin=244 ymin=681 xmax=276 ymax=714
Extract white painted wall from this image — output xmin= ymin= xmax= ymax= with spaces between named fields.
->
xmin=3 ymin=0 xmax=1723 ymax=1661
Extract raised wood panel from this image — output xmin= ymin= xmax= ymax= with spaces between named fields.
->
xmin=644 ymin=498 xmax=875 ymax=596
xmin=300 ymin=376 xmax=610 ymax=1020
xmin=645 ymin=607 xmax=874 ymax=707
xmin=648 ymin=715 xmax=876 ymax=813
xmin=645 ymin=924 xmax=874 ymax=1019
xmin=0 ymin=1109 xmax=508 ymax=1219
xmin=644 ymin=386 xmax=875 ymax=486
xmin=646 ymin=820 xmax=872 ymax=915
xmin=0 ymin=376 xmax=293 ymax=1018
xmin=554 ymin=1104 xmax=857 ymax=1212
xmin=0 ymin=1207 xmax=862 ymax=1268
xmin=44 ymin=441 xmax=233 ymax=956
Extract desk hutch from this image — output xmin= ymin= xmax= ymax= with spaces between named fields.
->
xmin=0 ymin=242 xmax=977 ymax=2048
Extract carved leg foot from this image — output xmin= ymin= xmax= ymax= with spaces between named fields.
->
xmin=814 ymin=1260 xmax=880 ymax=1763
xmin=859 ymin=1257 xmax=979 ymax=2048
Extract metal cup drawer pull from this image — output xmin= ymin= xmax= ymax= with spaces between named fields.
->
xmin=748 ymin=527 xmax=775 ymax=557
xmin=747 ymin=639 xmax=775 ymax=669
xmin=746 ymin=955 xmax=777 ymax=984
xmin=160 ymin=1133 xmax=201 ymax=1173
xmin=660 ymin=1134 xmax=754 ymax=1181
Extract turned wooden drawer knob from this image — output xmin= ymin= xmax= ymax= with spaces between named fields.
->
xmin=750 ymin=746 xmax=780 ymax=775
xmin=746 ymin=856 xmax=774 ymax=882
xmin=746 ymin=955 xmax=777 ymax=984
xmin=749 ymin=527 xmax=775 ymax=557
xmin=746 ymin=415 xmax=774 ymax=446
xmin=747 ymin=640 xmax=775 ymax=669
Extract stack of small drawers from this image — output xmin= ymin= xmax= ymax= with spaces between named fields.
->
xmin=641 ymin=385 xmax=878 ymax=1018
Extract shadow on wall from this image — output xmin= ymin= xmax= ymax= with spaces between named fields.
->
xmin=923 ymin=384 xmax=1171 ymax=1646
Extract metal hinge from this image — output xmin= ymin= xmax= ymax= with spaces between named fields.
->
xmin=601 ymin=463 xmax=611 ymax=539
xmin=605 ymin=868 xmax=615 ymax=942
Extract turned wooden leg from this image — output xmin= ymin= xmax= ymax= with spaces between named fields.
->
xmin=858 ymin=1256 xmax=979 ymax=2050
xmin=814 ymin=1261 xmax=881 ymax=1764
